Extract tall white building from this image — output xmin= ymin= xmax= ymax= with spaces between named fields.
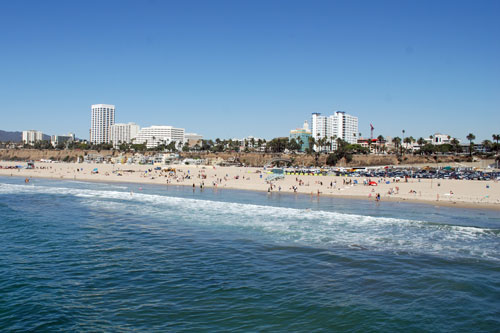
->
xmin=336 ymin=111 xmax=358 ymax=144
xmin=22 ymin=130 xmax=43 ymax=145
xmin=110 ymin=123 xmax=140 ymax=147
xmin=311 ymin=111 xmax=358 ymax=150
xmin=90 ymin=104 xmax=115 ymax=144
xmin=311 ymin=113 xmax=329 ymax=140
xmin=133 ymin=125 xmax=185 ymax=148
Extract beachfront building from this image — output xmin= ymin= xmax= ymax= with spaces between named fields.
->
xmin=357 ymin=138 xmax=379 ymax=154
xmin=133 ymin=125 xmax=185 ymax=149
xmin=240 ymin=136 xmax=264 ymax=149
xmin=426 ymin=133 xmax=454 ymax=145
xmin=90 ymin=104 xmax=115 ymax=144
xmin=289 ymin=121 xmax=312 ymax=152
xmin=311 ymin=111 xmax=358 ymax=151
xmin=185 ymin=133 xmax=203 ymax=148
xmin=22 ymin=130 xmax=43 ymax=145
xmin=110 ymin=123 xmax=140 ymax=147
xmin=51 ymin=133 xmax=75 ymax=147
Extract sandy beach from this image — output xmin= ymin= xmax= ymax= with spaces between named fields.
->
xmin=1 ymin=161 xmax=499 ymax=210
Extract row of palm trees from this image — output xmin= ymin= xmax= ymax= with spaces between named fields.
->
xmin=307 ymin=135 xmax=342 ymax=153
xmin=466 ymin=133 xmax=500 ymax=156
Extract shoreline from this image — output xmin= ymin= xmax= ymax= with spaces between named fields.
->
xmin=1 ymin=161 xmax=499 ymax=211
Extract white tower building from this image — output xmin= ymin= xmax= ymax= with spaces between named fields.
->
xmin=90 ymin=104 xmax=115 ymax=144
xmin=22 ymin=130 xmax=43 ymax=145
xmin=311 ymin=111 xmax=358 ymax=151
xmin=335 ymin=111 xmax=358 ymax=144
xmin=311 ymin=113 xmax=328 ymax=140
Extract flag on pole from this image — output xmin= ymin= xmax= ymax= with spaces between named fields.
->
xmin=370 ymin=123 xmax=374 ymax=130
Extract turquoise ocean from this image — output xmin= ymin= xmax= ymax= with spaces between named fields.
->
xmin=0 ymin=176 xmax=499 ymax=331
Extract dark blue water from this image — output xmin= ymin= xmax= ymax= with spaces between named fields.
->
xmin=1 ymin=176 xmax=499 ymax=331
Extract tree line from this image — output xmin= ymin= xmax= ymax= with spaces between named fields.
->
xmin=2 ymin=133 xmax=499 ymax=157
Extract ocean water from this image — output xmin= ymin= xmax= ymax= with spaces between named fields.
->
xmin=0 ymin=176 xmax=499 ymax=332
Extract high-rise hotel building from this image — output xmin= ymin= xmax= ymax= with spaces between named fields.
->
xmin=22 ymin=130 xmax=43 ymax=145
xmin=90 ymin=104 xmax=115 ymax=144
xmin=311 ymin=111 xmax=358 ymax=150
xmin=110 ymin=123 xmax=140 ymax=147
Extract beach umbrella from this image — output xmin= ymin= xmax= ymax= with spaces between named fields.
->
xmin=93 ymin=168 xmax=98 ymax=172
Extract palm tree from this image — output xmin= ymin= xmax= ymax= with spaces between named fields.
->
xmin=409 ymin=136 xmax=416 ymax=153
xmin=317 ymin=136 xmax=323 ymax=153
xmin=466 ymin=133 xmax=476 ymax=157
xmin=482 ymin=140 xmax=492 ymax=153
xmin=307 ymin=136 xmax=316 ymax=154
xmin=401 ymin=129 xmax=406 ymax=154
xmin=493 ymin=134 xmax=500 ymax=155
xmin=403 ymin=137 xmax=412 ymax=154
xmin=336 ymin=137 xmax=344 ymax=150
xmin=450 ymin=138 xmax=461 ymax=155
xmin=322 ymin=136 xmax=328 ymax=153
xmin=330 ymin=135 xmax=336 ymax=152
xmin=392 ymin=137 xmax=401 ymax=155
xmin=377 ymin=135 xmax=385 ymax=154
xmin=417 ymin=137 xmax=425 ymax=146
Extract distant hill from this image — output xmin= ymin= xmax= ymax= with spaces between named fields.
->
xmin=0 ymin=130 xmax=51 ymax=142
xmin=0 ymin=130 xmax=22 ymax=142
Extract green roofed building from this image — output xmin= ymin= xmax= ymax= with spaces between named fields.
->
xmin=289 ymin=121 xmax=312 ymax=152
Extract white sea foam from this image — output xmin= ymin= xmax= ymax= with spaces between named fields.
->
xmin=1 ymin=182 xmax=498 ymax=261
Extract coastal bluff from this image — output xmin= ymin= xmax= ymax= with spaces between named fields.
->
xmin=0 ymin=149 xmax=474 ymax=167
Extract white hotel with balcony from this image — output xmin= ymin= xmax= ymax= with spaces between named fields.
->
xmin=133 ymin=125 xmax=185 ymax=148
xmin=311 ymin=111 xmax=358 ymax=150
xmin=110 ymin=122 xmax=140 ymax=147
xmin=90 ymin=104 xmax=115 ymax=144
xmin=89 ymin=103 xmax=204 ymax=149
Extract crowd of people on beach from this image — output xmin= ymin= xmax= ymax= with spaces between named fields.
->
xmin=2 ymin=161 xmax=499 ymax=206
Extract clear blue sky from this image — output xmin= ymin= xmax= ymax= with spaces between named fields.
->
xmin=1 ymin=0 xmax=499 ymax=142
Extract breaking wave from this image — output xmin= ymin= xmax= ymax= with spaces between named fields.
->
xmin=1 ymin=182 xmax=498 ymax=261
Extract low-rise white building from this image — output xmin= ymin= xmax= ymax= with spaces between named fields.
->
xmin=239 ymin=136 xmax=265 ymax=149
xmin=110 ymin=123 xmax=140 ymax=147
xmin=133 ymin=125 xmax=185 ymax=148
xmin=22 ymin=130 xmax=43 ymax=145
xmin=51 ymin=133 xmax=75 ymax=147
xmin=185 ymin=133 xmax=203 ymax=147
xmin=426 ymin=133 xmax=454 ymax=145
